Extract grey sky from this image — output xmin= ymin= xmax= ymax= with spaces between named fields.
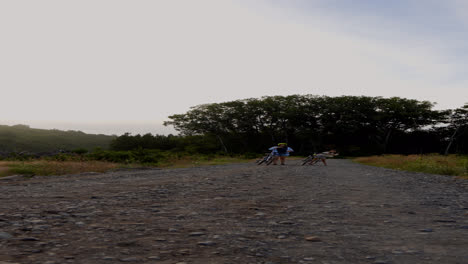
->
xmin=1 ymin=0 xmax=467 ymax=135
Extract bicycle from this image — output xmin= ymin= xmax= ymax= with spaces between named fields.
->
xmin=301 ymin=151 xmax=339 ymax=166
xmin=301 ymin=154 xmax=320 ymax=166
xmin=256 ymin=150 xmax=275 ymax=165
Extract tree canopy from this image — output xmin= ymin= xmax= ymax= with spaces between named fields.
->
xmin=158 ymin=95 xmax=466 ymax=155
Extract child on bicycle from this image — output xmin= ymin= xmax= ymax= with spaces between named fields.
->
xmin=308 ymin=150 xmax=338 ymax=166
xmin=269 ymin=143 xmax=294 ymax=165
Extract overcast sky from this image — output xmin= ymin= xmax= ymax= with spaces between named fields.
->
xmin=1 ymin=0 xmax=467 ymax=135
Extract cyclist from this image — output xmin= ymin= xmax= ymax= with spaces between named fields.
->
xmin=269 ymin=143 xmax=294 ymax=165
xmin=307 ymin=150 xmax=338 ymax=166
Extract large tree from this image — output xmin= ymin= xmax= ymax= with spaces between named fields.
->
xmin=164 ymin=95 xmax=445 ymax=155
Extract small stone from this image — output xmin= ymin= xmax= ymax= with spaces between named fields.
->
xmin=189 ymin=232 xmax=205 ymax=236
xmin=303 ymin=257 xmax=315 ymax=261
xmin=374 ymin=260 xmax=390 ymax=264
xmin=198 ymin=241 xmax=216 ymax=246
xmin=0 ymin=232 xmax=13 ymax=239
xmin=279 ymin=221 xmax=295 ymax=225
xmin=434 ymin=219 xmax=456 ymax=223
xmin=420 ymin=228 xmax=433 ymax=232
xmin=277 ymin=235 xmax=287 ymax=239
xmin=168 ymin=228 xmax=178 ymax=232
xmin=305 ymin=236 xmax=321 ymax=242
xmin=34 ymin=225 xmax=50 ymax=230
xmin=117 ymin=241 xmax=138 ymax=247
xmin=102 ymin=256 xmax=115 ymax=261
xmin=175 ymin=249 xmax=189 ymax=256
xmin=21 ymin=237 xmax=39 ymax=241
xmin=120 ymin=257 xmax=139 ymax=262
xmin=147 ymin=256 xmax=161 ymax=260
xmin=28 ymin=219 xmax=46 ymax=224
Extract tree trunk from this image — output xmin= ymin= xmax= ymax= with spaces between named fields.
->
xmin=444 ymin=127 xmax=459 ymax=155
xmin=216 ymin=134 xmax=228 ymax=153
xmin=383 ymin=129 xmax=392 ymax=154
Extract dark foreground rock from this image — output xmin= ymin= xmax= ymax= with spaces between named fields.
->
xmin=0 ymin=160 xmax=467 ymax=263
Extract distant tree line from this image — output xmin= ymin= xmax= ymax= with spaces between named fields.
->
xmin=110 ymin=95 xmax=468 ymax=156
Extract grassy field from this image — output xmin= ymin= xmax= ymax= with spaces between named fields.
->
xmin=354 ymin=154 xmax=468 ymax=178
xmin=0 ymin=156 xmax=252 ymax=177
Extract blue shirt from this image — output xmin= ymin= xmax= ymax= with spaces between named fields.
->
xmin=269 ymin=146 xmax=294 ymax=156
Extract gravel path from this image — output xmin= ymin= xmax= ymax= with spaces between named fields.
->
xmin=0 ymin=160 xmax=467 ymax=264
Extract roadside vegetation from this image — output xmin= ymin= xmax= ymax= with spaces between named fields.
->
xmin=0 ymin=151 xmax=251 ymax=177
xmin=1 ymin=95 xmax=467 ymax=178
xmin=354 ymin=154 xmax=468 ymax=178
xmin=0 ymin=160 xmax=120 ymax=177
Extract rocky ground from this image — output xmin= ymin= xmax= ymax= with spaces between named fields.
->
xmin=0 ymin=159 xmax=467 ymax=264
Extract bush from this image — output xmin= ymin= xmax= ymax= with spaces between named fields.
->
xmin=72 ymin=148 xmax=89 ymax=155
xmin=86 ymin=149 xmax=166 ymax=164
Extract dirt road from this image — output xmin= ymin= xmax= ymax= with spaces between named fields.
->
xmin=1 ymin=160 xmax=467 ymax=264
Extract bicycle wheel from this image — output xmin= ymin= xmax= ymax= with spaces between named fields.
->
xmin=257 ymin=158 xmax=267 ymax=165
xmin=301 ymin=156 xmax=312 ymax=166
xmin=309 ymin=159 xmax=320 ymax=165
xmin=266 ymin=156 xmax=274 ymax=165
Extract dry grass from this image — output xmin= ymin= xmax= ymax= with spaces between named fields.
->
xmin=0 ymin=156 xmax=251 ymax=177
xmin=0 ymin=161 xmax=12 ymax=177
xmin=354 ymin=154 xmax=468 ymax=178
xmin=0 ymin=160 xmax=120 ymax=177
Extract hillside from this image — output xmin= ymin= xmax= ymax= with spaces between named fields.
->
xmin=0 ymin=124 xmax=116 ymax=153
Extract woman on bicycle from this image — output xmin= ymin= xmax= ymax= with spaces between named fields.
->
xmin=269 ymin=143 xmax=294 ymax=165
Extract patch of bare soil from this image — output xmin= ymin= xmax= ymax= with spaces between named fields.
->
xmin=0 ymin=160 xmax=467 ymax=264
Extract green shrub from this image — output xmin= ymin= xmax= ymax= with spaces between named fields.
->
xmin=8 ymin=163 xmax=40 ymax=175
xmin=72 ymin=148 xmax=89 ymax=155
